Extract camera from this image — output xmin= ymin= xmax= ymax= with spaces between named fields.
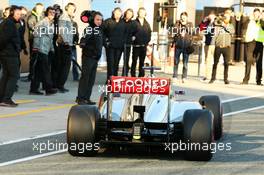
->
xmin=214 ymin=14 xmax=226 ymax=26
xmin=80 ymin=10 xmax=97 ymax=24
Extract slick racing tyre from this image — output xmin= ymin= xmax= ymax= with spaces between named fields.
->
xmin=183 ymin=109 xmax=214 ymax=161
xmin=199 ymin=95 xmax=223 ymax=140
xmin=67 ymin=105 xmax=101 ymax=156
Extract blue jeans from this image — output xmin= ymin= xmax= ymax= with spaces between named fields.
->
xmin=173 ymin=48 xmax=189 ymax=79
xmin=71 ymin=46 xmax=79 ymax=81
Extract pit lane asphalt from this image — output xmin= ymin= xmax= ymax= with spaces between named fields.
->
xmin=0 ymin=65 xmax=264 ymax=174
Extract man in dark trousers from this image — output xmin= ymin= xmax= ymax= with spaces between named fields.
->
xmin=103 ymin=7 xmax=127 ymax=80
xmin=57 ymin=2 xmax=76 ymax=93
xmin=29 ymin=7 xmax=58 ymax=96
xmin=241 ymin=9 xmax=262 ymax=85
xmin=122 ymin=8 xmax=136 ymax=76
xmin=131 ymin=7 xmax=152 ymax=77
xmin=0 ymin=6 xmax=22 ymax=107
xmin=27 ymin=3 xmax=44 ymax=81
xmin=76 ymin=11 xmax=103 ymax=105
xmin=209 ymin=11 xmax=234 ymax=84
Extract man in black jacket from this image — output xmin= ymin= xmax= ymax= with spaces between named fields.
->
xmin=131 ymin=7 xmax=152 ymax=77
xmin=103 ymin=7 xmax=127 ymax=79
xmin=122 ymin=8 xmax=136 ymax=76
xmin=0 ymin=6 xmax=22 ymax=107
xmin=76 ymin=12 xmax=103 ymax=105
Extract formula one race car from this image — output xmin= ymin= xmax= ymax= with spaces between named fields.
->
xmin=67 ymin=76 xmax=223 ymax=161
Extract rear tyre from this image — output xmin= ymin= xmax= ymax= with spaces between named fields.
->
xmin=183 ymin=109 xmax=213 ymax=161
xmin=199 ymin=95 xmax=223 ymax=140
xmin=67 ymin=105 xmax=101 ymax=156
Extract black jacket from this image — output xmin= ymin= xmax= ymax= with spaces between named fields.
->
xmin=80 ymin=26 xmax=103 ymax=61
xmin=102 ymin=18 xmax=127 ymax=49
xmin=133 ymin=18 xmax=152 ymax=46
xmin=18 ymin=19 xmax=27 ymax=51
xmin=123 ymin=19 xmax=137 ymax=45
xmin=0 ymin=17 xmax=21 ymax=57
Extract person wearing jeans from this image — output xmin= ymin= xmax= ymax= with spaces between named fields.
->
xmin=173 ymin=48 xmax=189 ymax=80
xmin=172 ymin=12 xmax=193 ymax=83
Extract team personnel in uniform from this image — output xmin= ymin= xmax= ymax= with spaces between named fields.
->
xmin=131 ymin=7 xmax=152 ymax=77
xmin=76 ymin=12 xmax=103 ymax=105
xmin=122 ymin=8 xmax=136 ymax=76
xmin=0 ymin=6 xmax=22 ymax=107
xmin=103 ymin=7 xmax=127 ymax=80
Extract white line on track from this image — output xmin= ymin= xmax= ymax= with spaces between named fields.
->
xmin=0 ymin=130 xmax=66 ymax=146
xmin=1 ymin=94 xmax=264 ymax=167
xmin=0 ymin=149 xmax=67 ymax=167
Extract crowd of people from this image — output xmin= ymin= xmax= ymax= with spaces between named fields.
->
xmin=0 ymin=2 xmax=263 ymax=108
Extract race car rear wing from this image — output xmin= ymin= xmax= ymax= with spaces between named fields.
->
xmin=106 ymin=76 xmax=171 ymax=141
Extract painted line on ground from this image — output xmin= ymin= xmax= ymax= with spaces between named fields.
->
xmin=15 ymin=99 xmax=37 ymax=104
xmin=0 ymin=149 xmax=67 ymax=167
xmin=0 ymin=130 xmax=66 ymax=146
xmin=222 ymin=93 xmax=264 ymax=103
xmin=0 ymin=104 xmax=74 ymax=119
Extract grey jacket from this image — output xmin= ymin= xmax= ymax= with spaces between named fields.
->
xmin=214 ymin=23 xmax=234 ymax=48
xmin=58 ymin=13 xmax=74 ymax=46
xmin=33 ymin=18 xmax=54 ymax=55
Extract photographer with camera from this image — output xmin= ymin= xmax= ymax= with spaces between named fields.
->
xmin=209 ymin=11 xmax=234 ymax=84
xmin=76 ymin=11 xmax=103 ymax=105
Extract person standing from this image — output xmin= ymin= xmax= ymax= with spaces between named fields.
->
xmin=103 ymin=7 xmax=126 ymax=80
xmin=56 ymin=2 xmax=76 ymax=93
xmin=209 ymin=12 xmax=234 ymax=84
xmin=122 ymin=8 xmax=136 ymax=76
xmin=0 ymin=7 xmax=10 ymax=73
xmin=51 ymin=4 xmax=63 ymax=87
xmin=241 ymin=9 xmax=262 ymax=85
xmin=199 ymin=11 xmax=216 ymax=81
xmin=254 ymin=9 xmax=264 ymax=86
xmin=130 ymin=7 xmax=151 ymax=77
xmin=76 ymin=12 xmax=103 ymax=105
xmin=172 ymin=12 xmax=194 ymax=83
xmin=27 ymin=3 xmax=44 ymax=81
xmin=29 ymin=7 xmax=58 ymax=95
xmin=0 ymin=6 xmax=22 ymax=107
xmin=71 ymin=20 xmax=79 ymax=81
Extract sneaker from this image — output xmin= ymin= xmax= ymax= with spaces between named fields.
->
xmin=0 ymin=100 xmax=18 ymax=107
xmin=257 ymin=82 xmax=263 ymax=86
xmin=76 ymin=99 xmax=87 ymax=105
xmin=29 ymin=91 xmax=44 ymax=95
xmin=46 ymin=89 xmax=58 ymax=95
xmin=58 ymin=88 xmax=69 ymax=93
xmin=182 ymin=78 xmax=186 ymax=83
xmin=224 ymin=80 xmax=230 ymax=85
xmin=86 ymin=100 xmax=96 ymax=105
xmin=240 ymin=81 xmax=248 ymax=85
xmin=209 ymin=79 xmax=215 ymax=84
